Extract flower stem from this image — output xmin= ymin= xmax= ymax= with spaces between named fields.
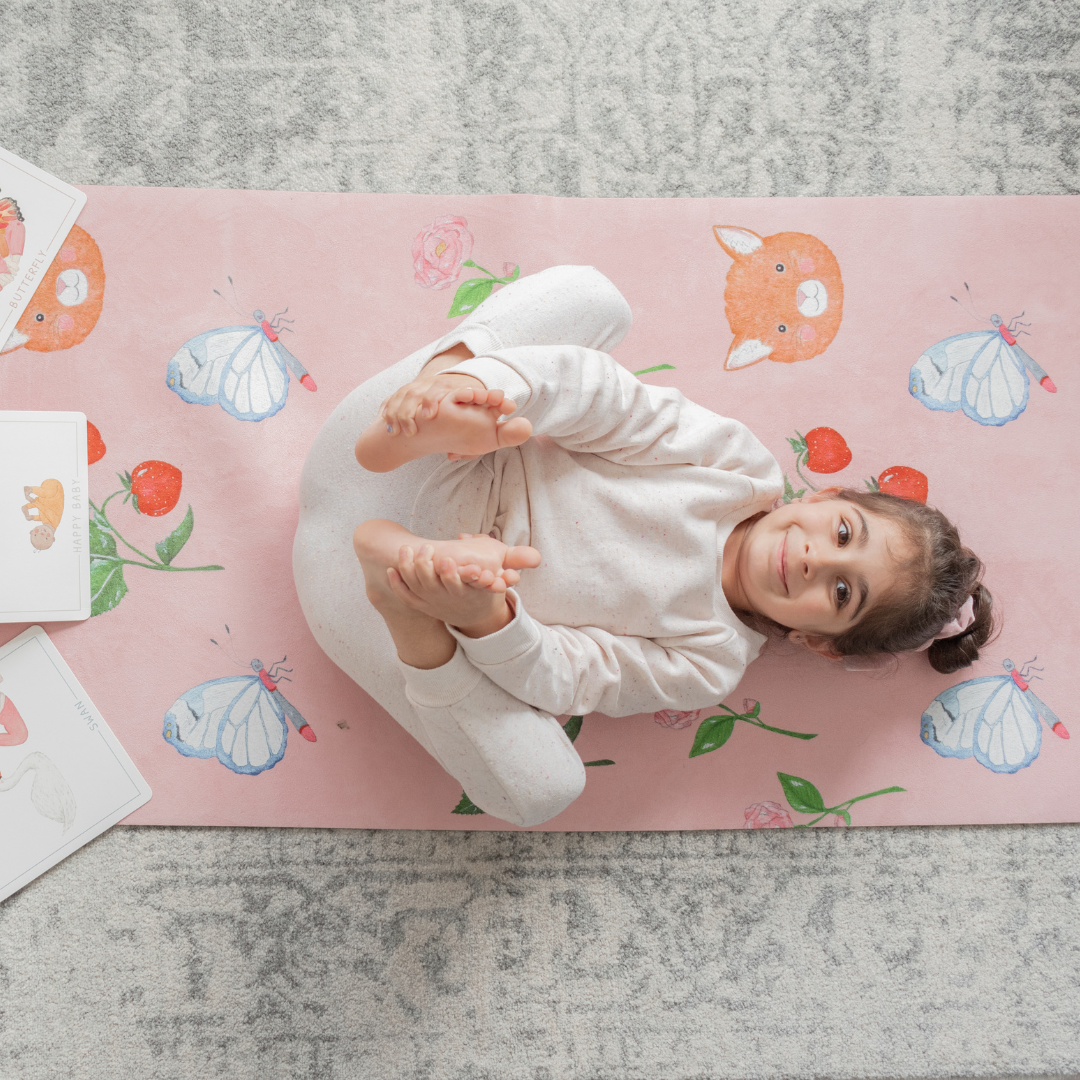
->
xmin=462 ymin=259 xmax=515 ymax=284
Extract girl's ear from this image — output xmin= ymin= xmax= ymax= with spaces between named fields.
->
xmin=788 ymin=630 xmax=843 ymax=660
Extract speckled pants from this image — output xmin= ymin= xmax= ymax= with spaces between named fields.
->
xmin=293 ymin=266 xmax=631 ymax=826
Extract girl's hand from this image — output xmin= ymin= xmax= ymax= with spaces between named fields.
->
xmin=387 ymin=544 xmax=515 ymax=637
xmin=379 ymin=373 xmax=518 ymax=437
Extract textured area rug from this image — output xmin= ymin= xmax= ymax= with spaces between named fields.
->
xmin=1 ymin=186 xmax=1076 ymax=830
xmin=2 ymin=0 xmax=1079 ymax=1077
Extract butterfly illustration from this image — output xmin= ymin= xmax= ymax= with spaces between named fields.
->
xmin=163 ymin=654 xmax=316 ymax=775
xmin=909 ymin=301 xmax=1057 ymax=427
xmin=920 ymin=657 xmax=1069 ymax=774
xmin=166 ymin=305 xmax=317 ymax=422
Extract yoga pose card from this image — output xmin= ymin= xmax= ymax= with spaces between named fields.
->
xmin=0 ymin=145 xmax=88 ymax=353
xmin=0 ymin=412 xmax=91 ymax=622
xmin=0 ymin=625 xmax=151 ymax=903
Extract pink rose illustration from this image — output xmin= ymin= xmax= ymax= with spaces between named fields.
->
xmin=413 ymin=216 xmax=474 ymax=290
xmin=742 ymin=698 xmax=759 ymax=714
xmin=653 ymin=708 xmax=701 ymax=730
xmin=744 ymin=801 xmax=794 ymax=829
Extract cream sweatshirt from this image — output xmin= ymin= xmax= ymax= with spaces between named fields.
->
xmin=412 ymin=344 xmax=784 ymax=719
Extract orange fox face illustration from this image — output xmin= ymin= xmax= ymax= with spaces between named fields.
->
xmin=713 ymin=226 xmax=844 ymax=370
xmin=1 ymin=225 xmax=105 ymax=354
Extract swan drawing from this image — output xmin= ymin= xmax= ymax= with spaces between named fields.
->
xmin=0 ymin=751 xmax=77 ymax=831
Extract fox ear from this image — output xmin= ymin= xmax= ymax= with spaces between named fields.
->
xmin=713 ymin=226 xmax=763 ymax=259
xmin=725 ymin=337 xmax=772 ymax=370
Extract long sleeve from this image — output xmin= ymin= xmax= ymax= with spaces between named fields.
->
xmin=447 ymin=590 xmax=761 ymax=719
xmin=445 ymin=345 xmax=781 ymax=479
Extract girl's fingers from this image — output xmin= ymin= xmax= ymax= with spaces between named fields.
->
xmin=412 ymin=544 xmax=442 ymax=591
xmin=386 ymin=566 xmax=422 ymax=609
xmin=394 ymin=545 xmax=423 ymax=593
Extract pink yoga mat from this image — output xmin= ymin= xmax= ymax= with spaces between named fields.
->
xmin=0 ymin=186 xmax=1076 ymax=830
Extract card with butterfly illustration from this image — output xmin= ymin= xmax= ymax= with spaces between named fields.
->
xmin=0 ymin=145 xmax=87 ymax=353
xmin=0 ymin=411 xmax=91 ymax=622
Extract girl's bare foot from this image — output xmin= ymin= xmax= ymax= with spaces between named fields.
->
xmin=355 ymin=387 xmax=533 ymax=473
xmin=353 ymin=520 xmax=541 ymax=598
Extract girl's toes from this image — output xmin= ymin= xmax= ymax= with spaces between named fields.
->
xmin=496 ymin=417 xmax=532 ymax=449
xmin=504 ymin=544 xmax=542 ymax=570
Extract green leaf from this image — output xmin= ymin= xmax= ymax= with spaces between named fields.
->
xmin=563 ymin=715 xmax=583 ymax=743
xmin=633 ymin=364 xmax=676 ymax=376
xmin=778 ymin=772 xmax=827 ymax=814
xmin=504 ymin=264 xmax=520 ymax=282
xmin=864 ymin=476 xmax=880 ymax=492
xmin=782 ymin=476 xmax=805 ymax=503
xmin=835 ymin=808 xmax=852 ymax=826
xmin=155 ymin=504 xmax=194 ymax=566
xmin=689 ymin=715 xmax=736 ymax=758
xmin=452 ymin=791 xmax=485 ymax=815
xmin=89 ymin=511 xmax=118 ymax=558
xmin=90 ymin=556 xmax=127 ymax=616
xmin=584 ymin=759 xmax=615 ymax=767
xmin=448 ymin=277 xmax=496 ymax=318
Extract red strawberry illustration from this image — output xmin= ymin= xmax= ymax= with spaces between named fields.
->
xmin=87 ymin=421 xmax=106 ymax=464
xmin=867 ymin=466 xmax=928 ymax=504
xmin=121 ymin=460 xmax=182 ymax=516
xmin=787 ymin=428 xmax=851 ymax=491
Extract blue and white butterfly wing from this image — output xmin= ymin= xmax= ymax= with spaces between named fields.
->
xmin=960 ymin=334 xmax=1030 ymax=426
xmin=219 ymin=331 xmax=289 ymax=422
xmin=163 ymin=676 xmax=254 ymax=759
xmin=973 ymin=679 xmax=1042 ymax=773
xmin=167 ymin=327 xmax=261 ymax=405
xmin=920 ymin=675 xmax=1003 ymax=759
xmin=910 ymin=332 xmax=994 ymax=413
xmin=215 ymin=678 xmax=288 ymax=775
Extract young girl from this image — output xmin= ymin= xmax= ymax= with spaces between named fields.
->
xmin=293 ymin=266 xmax=994 ymax=827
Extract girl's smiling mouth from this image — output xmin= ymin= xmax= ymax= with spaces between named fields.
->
xmin=778 ymin=531 xmax=789 ymax=594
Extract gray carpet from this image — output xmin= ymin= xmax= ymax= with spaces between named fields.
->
xmin=2 ymin=2 xmax=1079 ymax=1078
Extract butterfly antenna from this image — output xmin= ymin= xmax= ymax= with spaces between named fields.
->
xmin=210 ymin=625 xmax=246 ymax=669
xmin=949 ymin=283 xmax=982 ymax=325
xmin=212 ymin=277 xmax=247 ymax=319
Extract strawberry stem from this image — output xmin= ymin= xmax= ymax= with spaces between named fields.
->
xmin=794 ymin=457 xmax=819 ymax=493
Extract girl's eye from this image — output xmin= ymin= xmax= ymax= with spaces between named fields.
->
xmin=778 ymin=324 xmax=787 ymax=333
xmin=775 ymin=263 xmax=785 ymax=272
xmin=836 ymin=579 xmax=851 ymax=608
xmin=838 ymin=519 xmax=851 ymax=546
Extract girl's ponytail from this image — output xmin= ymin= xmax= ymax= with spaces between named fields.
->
xmin=925 ymin=583 xmax=997 ymax=674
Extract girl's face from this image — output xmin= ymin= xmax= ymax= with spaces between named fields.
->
xmin=729 ymin=492 xmax=912 ymax=638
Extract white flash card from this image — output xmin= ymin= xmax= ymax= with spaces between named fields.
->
xmin=0 ymin=625 xmax=152 ymax=903
xmin=0 ymin=146 xmax=87 ymax=352
xmin=0 ymin=412 xmax=91 ymax=622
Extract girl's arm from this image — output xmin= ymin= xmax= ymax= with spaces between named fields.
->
xmin=444 ymin=344 xmax=779 ymax=475
xmin=446 ymin=591 xmax=756 ymax=718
